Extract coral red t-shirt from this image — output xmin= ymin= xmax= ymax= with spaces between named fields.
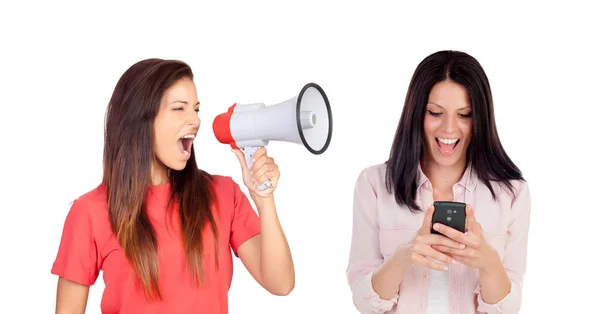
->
xmin=51 ymin=175 xmax=261 ymax=314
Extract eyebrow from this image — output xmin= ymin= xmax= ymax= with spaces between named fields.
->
xmin=172 ymin=100 xmax=200 ymax=105
xmin=427 ymin=101 xmax=470 ymax=110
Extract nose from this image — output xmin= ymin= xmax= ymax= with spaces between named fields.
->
xmin=186 ymin=110 xmax=201 ymax=130
xmin=442 ymin=113 xmax=457 ymax=133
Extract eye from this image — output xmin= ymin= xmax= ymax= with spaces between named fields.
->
xmin=459 ymin=112 xmax=472 ymax=118
xmin=172 ymin=107 xmax=184 ymax=111
xmin=195 ymin=108 xmax=200 ymax=113
xmin=427 ymin=110 xmax=442 ymax=117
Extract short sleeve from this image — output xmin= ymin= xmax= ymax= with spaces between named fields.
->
xmin=51 ymin=199 xmax=99 ymax=286
xmin=229 ymin=180 xmax=261 ymax=257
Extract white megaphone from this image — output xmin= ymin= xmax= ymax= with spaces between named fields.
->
xmin=212 ymin=82 xmax=333 ymax=191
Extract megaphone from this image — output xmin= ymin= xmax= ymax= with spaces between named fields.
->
xmin=212 ymin=82 xmax=333 ymax=191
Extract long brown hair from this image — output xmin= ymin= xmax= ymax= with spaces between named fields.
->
xmin=102 ymin=58 xmax=219 ymax=300
xmin=386 ymin=50 xmax=524 ymax=213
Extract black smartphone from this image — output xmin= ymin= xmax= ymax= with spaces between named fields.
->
xmin=431 ymin=201 xmax=466 ymax=235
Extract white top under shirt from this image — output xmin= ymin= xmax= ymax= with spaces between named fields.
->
xmin=425 ymin=259 xmax=450 ymax=314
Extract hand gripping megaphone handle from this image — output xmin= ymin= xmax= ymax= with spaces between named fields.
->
xmin=244 ymin=146 xmax=273 ymax=191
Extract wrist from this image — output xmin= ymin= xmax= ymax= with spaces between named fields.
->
xmin=480 ymin=250 xmax=503 ymax=276
xmin=392 ymin=245 xmax=411 ymax=269
xmin=251 ymin=193 xmax=275 ymax=209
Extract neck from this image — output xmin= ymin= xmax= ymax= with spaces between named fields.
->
xmin=151 ymin=160 xmax=169 ymax=186
xmin=421 ymin=156 xmax=467 ymax=191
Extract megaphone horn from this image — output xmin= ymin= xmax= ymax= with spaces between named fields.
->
xmin=213 ymin=82 xmax=333 ymax=191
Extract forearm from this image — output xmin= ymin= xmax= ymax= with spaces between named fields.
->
xmin=372 ymin=247 xmax=410 ymax=300
xmin=252 ymin=195 xmax=295 ymax=295
xmin=479 ymin=254 xmax=511 ymax=304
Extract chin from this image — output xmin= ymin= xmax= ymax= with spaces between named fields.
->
xmin=432 ymin=155 xmax=463 ymax=167
xmin=163 ymin=159 xmax=189 ymax=172
xmin=156 ymin=149 xmax=193 ymax=173
xmin=169 ymin=164 xmax=186 ymax=171
xmin=171 ymin=162 xmax=188 ymax=171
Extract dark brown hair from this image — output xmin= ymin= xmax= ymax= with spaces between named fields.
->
xmin=385 ymin=50 xmax=524 ymax=212
xmin=102 ymin=58 xmax=219 ymax=299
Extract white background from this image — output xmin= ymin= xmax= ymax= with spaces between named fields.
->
xmin=1 ymin=1 xmax=598 ymax=313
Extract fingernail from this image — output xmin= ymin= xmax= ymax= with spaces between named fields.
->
xmin=433 ymin=224 xmax=440 ymax=231
xmin=460 ymin=244 xmax=465 ymax=249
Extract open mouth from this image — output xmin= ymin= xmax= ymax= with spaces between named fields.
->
xmin=177 ymin=133 xmax=195 ymax=156
xmin=435 ymin=137 xmax=460 ymax=154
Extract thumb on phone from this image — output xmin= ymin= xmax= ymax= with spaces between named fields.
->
xmin=419 ymin=204 xmax=435 ymax=235
xmin=465 ymin=205 xmax=482 ymax=236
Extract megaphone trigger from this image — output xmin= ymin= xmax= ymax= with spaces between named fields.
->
xmin=244 ymin=146 xmax=273 ymax=191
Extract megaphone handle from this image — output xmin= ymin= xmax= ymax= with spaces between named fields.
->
xmin=244 ymin=146 xmax=272 ymax=191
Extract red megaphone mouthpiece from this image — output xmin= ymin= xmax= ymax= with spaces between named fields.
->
xmin=212 ymin=104 xmax=238 ymax=149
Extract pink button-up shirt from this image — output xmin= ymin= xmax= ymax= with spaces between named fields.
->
xmin=346 ymin=163 xmax=531 ymax=314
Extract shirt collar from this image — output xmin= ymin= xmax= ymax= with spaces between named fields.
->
xmin=417 ymin=162 xmax=477 ymax=193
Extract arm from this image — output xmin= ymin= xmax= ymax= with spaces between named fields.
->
xmin=56 ymin=278 xmax=90 ymax=314
xmin=475 ymin=181 xmax=531 ymax=314
xmin=372 ymin=248 xmax=411 ymax=299
xmin=229 ymin=147 xmax=295 ymax=296
xmin=477 ymin=253 xmax=511 ymax=304
xmin=237 ymin=195 xmax=295 ymax=296
xmin=51 ymin=199 xmax=99 ymax=314
xmin=346 ymin=168 xmax=402 ymax=314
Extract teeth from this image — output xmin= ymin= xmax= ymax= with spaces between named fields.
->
xmin=181 ymin=134 xmax=195 ymax=139
xmin=437 ymin=138 xmax=458 ymax=145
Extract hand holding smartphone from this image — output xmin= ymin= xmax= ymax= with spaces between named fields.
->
xmin=396 ymin=204 xmax=468 ymax=272
xmin=431 ymin=201 xmax=467 ymax=235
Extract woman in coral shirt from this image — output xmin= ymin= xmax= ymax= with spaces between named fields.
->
xmin=51 ymin=58 xmax=294 ymax=314
xmin=346 ymin=50 xmax=531 ymax=314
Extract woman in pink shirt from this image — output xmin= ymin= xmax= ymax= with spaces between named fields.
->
xmin=346 ymin=50 xmax=531 ymax=314
xmin=51 ymin=58 xmax=295 ymax=313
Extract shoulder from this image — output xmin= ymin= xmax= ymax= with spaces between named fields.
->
xmin=507 ymin=179 xmax=528 ymax=193
xmin=481 ymin=177 xmax=530 ymax=205
xmin=508 ymin=179 xmax=530 ymax=204
xmin=209 ymin=174 xmax=239 ymax=192
xmin=193 ymin=169 xmax=238 ymax=194
xmin=69 ymin=184 xmax=109 ymax=217
xmin=206 ymin=174 xmax=247 ymax=205
xmin=357 ymin=162 xmax=386 ymax=180
xmin=60 ymin=184 xmax=109 ymax=235
xmin=354 ymin=162 xmax=387 ymax=193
